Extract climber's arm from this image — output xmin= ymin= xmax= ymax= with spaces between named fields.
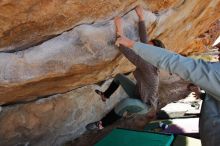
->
xmin=115 ymin=37 xmax=220 ymax=101
xmin=131 ymin=42 xmax=220 ymax=101
xmin=139 ymin=21 xmax=147 ymax=43
xmin=116 ymin=34 xmax=147 ymax=68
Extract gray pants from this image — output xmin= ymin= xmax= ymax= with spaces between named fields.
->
xmin=113 ymin=73 xmax=138 ymax=99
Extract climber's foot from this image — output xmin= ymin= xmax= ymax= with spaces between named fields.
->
xmin=86 ymin=121 xmax=104 ymax=131
xmin=95 ymin=89 xmax=108 ymax=102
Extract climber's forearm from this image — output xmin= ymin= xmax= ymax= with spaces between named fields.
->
xmin=118 ymin=45 xmax=142 ymax=68
xmin=138 ymin=21 xmax=147 ymax=43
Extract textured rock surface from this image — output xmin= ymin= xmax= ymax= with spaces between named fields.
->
xmin=150 ymin=0 xmax=220 ymax=54
xmin=1 ymin=0 xmax=220 ymax=105
xmin=0 ymin=0 xmax=183 ymax=52
xmin=0 ymin=73 xmax=190 ymax=146
xmin=183 ymin=19 xmax=220 ymax=55
xmin=0 ymin=80 xmax=127 ymax=146
xmin=0 ymin=10 xmax=145 ymax=104
xmin=0 ymin=0 xmax=219 ymax=145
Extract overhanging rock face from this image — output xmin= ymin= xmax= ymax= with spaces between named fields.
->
xmin=0 ymin=10 xmax=148 ymax=104
xmin=0 ymin=0 xmax=220 ymax=145
xmin=0 ymin=0 xmax=220 ymax=105
xmin=0 ymin=0 xmax=183 ymax=52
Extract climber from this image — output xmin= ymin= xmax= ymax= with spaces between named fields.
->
xmin=86 ymin=6 xmax=165 ymax=131
xmin=115 ymin=16 xmax=220 ymax=146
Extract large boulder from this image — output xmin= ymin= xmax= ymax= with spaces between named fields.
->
xmin=0 ymin=0 xmax=219 ymax=145
xmin=0 ymin=73 xmax=190 ymax=146
xmin=0 ymin=0 xmax=183 ymax=52
xmin=0 ymin=0 xmax=220 ymax=105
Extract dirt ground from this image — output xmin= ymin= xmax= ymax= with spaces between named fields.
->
xmin=64 ymin=113 xmax=154 ymax=146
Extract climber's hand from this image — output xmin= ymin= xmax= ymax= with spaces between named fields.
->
xmin=135 ymin=5 xmax=144 ymax=21
xmin=115 ymin=36 xmax=135 ymax=48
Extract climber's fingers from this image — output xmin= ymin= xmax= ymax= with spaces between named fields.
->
xmin=115 ymin=36 xmax=135 ymax=48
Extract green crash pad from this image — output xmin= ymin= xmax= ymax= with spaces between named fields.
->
xmin=172 ymin=135 xmax=201 ymax=146
xmin=95 ymin=128 xmax=174 ymax=146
